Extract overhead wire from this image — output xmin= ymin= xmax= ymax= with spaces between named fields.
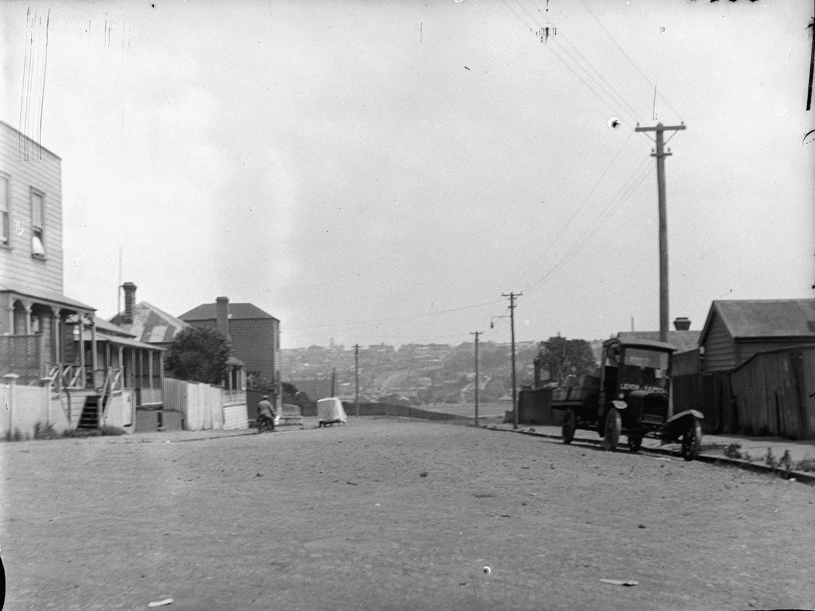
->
xmin=514 ymin=129 xmax=636 ymax=289
xmin=525 ymin=156 xmax=653 ymax=292
xmin=498 ymin=0 xmax=644 ymax=126
xmin=555 ymin=31 xmax=643 ymax=124
xmin=485 ymin=0 xmax=646 ymax=331
xmin=576 ymin=0 xmax=684 ymax=122
xmin=286 ymin=298 xmax=505 ymax=332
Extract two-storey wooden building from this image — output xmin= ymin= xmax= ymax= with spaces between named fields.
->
xmin=0 ymin=121 xmax=98 ymax=388
xmin=0 ymin=122 xmax=163 ymax=433
xmin=179 ymin=297 xmax=280 ymax=407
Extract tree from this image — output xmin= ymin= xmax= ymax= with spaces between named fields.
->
xmin=535 ymin=336 xmax=597 ymax=385
xmin=165 ymin=326 xmax=231 ymax=385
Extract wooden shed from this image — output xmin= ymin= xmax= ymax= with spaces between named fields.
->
xmin=699 ymin=299 xmax=815 ymax=372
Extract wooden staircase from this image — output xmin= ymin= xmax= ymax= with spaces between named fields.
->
xmin=76 ymin=369 xmax=122 ymax=430
xmin=78 ymin=395 xmax=102 ymax=429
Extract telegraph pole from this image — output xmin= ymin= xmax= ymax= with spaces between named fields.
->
xmin=634 ymin=122 xmax=685 ymax=343
xmin=502 ymin=292 xmax=522 ymax=429
xmin=354 ymin=344 xmax=360 ymax=417
xmin=471 ymin=331 xmax=481 ymax=427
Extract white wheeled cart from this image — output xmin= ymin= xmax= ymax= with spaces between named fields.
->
xmin=317 ymin=397 xmax=348 ymax=427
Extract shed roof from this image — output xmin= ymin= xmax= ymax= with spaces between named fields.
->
xmin=700 ymin=299 xmax=815 ymax=341
xmin=179 ymin=302 xmax=278 ymax=322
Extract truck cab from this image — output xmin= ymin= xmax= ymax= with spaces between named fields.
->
xmin=599 ymin=338 xmax=674 ymax=445
xmin=553 ymin=336 xmax=703 ymax=460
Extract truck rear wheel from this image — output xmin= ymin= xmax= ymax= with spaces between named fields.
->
xmin=602 ymin=407 xmax=621 ymax=451
xmin=562 ymin=408 xmax=577 ymax=444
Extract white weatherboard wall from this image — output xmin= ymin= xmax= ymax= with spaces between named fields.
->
xmin=163 ymin=378 xmax=247 ymax=431
xmin=102 ymin=391 xmax=135 ymax=432
xmin=223 ymin=404 xmax=248 ymax=430
xmin=1 ymin=378 xmax=70 ymax=438
xmin=222 ymin=389 xmax=248 ymax=430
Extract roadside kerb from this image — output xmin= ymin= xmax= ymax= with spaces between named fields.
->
xmin=482 ymin=423 xmax=815 ymax=486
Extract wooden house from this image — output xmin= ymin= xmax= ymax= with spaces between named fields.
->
xmin=698 ymin=299 xmax=815 ymax=372
xmin=0 ymin=122 xmax=163 ymax=434
xmin=110 ymin=283 xmax=246 ymax=397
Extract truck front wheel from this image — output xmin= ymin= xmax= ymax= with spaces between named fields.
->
xmin=602 ymin=407 xmax=621 ymax=451
xmin=681 ymin=417 xmax=702 ymax=461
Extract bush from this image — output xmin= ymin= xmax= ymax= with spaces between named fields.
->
xmin=795 ymin=456 xmax=815 ymax=472
xmin=34 ymin=422 xmax=59 ymax=440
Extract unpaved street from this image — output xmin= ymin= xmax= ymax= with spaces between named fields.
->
xmin=2 ymin=418 xmax=813 ymax=610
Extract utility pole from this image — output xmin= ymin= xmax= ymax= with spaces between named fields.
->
xmin=471 ymin=331 xmax=481 ymax=427
xmin=502 ymin=292 xmax=522 ymax=429
xmin=807 ymin=0 xmax=814 ymax=110
xmin=354 ymin=344 xmax=360 ymax=417
xmin=635 ymin=122 xmax=685 ymax=344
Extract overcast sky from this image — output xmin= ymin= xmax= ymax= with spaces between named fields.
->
xmin=2 ymin=0 xmax=813 ymax=348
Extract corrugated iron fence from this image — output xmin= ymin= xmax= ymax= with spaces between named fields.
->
xmin=730 ymin=346 xmax=815 ymax=440
xmin=674 ymin=346 xmax=815 ymax=440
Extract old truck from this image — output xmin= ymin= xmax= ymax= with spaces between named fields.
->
xmin=550 ymin=337 xmax=704 ymax=460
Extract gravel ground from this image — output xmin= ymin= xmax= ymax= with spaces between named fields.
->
xmin=1 ymin=417 xmax=814 ymax=610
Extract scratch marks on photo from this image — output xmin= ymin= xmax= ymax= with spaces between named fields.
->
xmin=18 ymin=8 xmax=50 ymax=161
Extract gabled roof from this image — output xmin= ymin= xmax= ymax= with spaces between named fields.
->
xmin=617 ymin=331 xmax=701 ymax=354
xmin=179 ymin=302 xmax=278 ymax=322
xmin=700 ymin=299 xmax=815 ymax=342
xmin=110 ymin=302 xmax=189 ymax=344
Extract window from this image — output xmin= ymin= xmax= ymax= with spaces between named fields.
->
xmin=30 ymin=189 xmax=44 ymax=257
xmin=0 ymin=175 xmax=8 ymax=244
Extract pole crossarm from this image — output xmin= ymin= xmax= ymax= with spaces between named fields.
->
xmin=634 ymin=123 xmax=686 ymax=133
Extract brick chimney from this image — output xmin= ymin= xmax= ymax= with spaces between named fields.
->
xmin=216 ymin=296 xmax=230 ymax=338
xmin=122 ymin=282 xmax=137 ymax=324
xmin=673 ymin=317 xmax=691 ymax=331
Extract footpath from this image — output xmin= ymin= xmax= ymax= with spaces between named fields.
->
xmin=483 ymin=419 xmax=815 ymax=485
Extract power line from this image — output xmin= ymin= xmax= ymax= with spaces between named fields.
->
xmin=524 ymin=156 xmax=653 ymax=292
xmin=514 ymin=129 xmax=635 ymax=289
xmin=497 ymin=0 xmax=644 ymax=126
xmin=287 ymin=298 xmax=504 ymax=332
xmin=577 ymin=0 xmax=684 ymax=122
xmin=555 ymin=31 xmax=643 ymax=123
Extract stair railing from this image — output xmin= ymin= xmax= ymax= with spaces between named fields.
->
xmin=99 ymin=369 xmax=123 ymax=422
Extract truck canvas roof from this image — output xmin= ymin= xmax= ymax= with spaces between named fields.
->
xmin=605 ymin=337 xmax=677 ymax=352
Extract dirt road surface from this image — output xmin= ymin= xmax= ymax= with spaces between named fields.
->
xmin=2 ymin=417 xmax=813 ymax=610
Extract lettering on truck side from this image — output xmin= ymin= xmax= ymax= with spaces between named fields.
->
xmin=619 ymin=383 xmax=667 ymax=394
